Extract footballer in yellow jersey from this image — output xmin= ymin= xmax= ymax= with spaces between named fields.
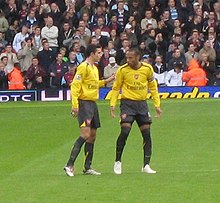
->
xmin=71 ymin=61 xmax=105 ymax=109
xmin=110 ymin=48 xmax=162 ymax=175
xmin=64 ymin=44 xmax=115 ymax=176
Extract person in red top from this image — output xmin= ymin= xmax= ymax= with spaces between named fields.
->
xmin=8 ymin=62 xmax=25 ymax=90
xmin=182 ymin=59 xmax=207 ymax=86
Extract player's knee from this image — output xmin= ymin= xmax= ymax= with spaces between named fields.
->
xmin=141 ymin=128 xmax=151 ymax=141
xmin=117 ymin=126 xmax=131 ymax=144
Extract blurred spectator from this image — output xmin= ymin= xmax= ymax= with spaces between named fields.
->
xmin=124 ymin=23 xmax=138 ymax=48
xmin=103 ymin=57 xmax=118 ymax=87
xmin=4 ymin=0 xmax=19 ymax=25
xmin=172 ymin=33 xmax=185 ymax=53
xmin=25 ymin=57 xmax=46 ymax=89
xmin=5 ymin=19 xmax=19 ymax=43
xmin=48 ymin=2 xmax=62 ymax=26
xmin=202 ymin=11 xmax=219 ymax=36
xmin=78 ymin=19 xmax=91 ymax=37
xmin=60 ymin=6 xmax=79 ymax=29
xmin=116 ymin=38 xmax=130 ymax=65
xmin=39 ymin=0 xmax=51 ymax=15
xmin=148 ymin=32 xmax=167 ymax=60
xmin=140 ymin=9 xmax=158 ymax=34
xmin=65 ymin=51 xmax=79 ymax=67
xmin=37 ymin=41 xmax=54 ymax=87
xmin=213 ymin=2 xmax=220 ymax=21
xmin=12 ymin=24 xmax=29 ymax=53
xmin=185 ymin=15 xmax=203 ymax=34
xmin=185 ymin=43 xmax=199 ymax=65
xmin=187 ymin=29 xmax=204 ymax=51
xmin=8 ymin=62 xmax=25 ymax=90
xmin=0 ymin=43 xmax=18 ymax=73
xmin=153 ymin=55 xmax=167 ymax=86
xmin=58 ymin=21 xmax=74 ymax=47
xmin=0 ymin=61 xmax=8 ymax=89
xmin=0 ymin=9 xmax=9 ymax=34
xmin=79 ymin=0 xmax=95 ymax=19
xmin=166 ymin=0 xmax=183 ymax=21
xmin=59 ymin=47 xmax=68 ymax=63
xmin=138 ymin=41 xmax=151 ymax=58
xmin=31 ymin=26 xmax=41 ymax=50
xmin=108 ymin=29 xmax=120 ymax=49
xmin=0 ymin=31 xmax=8 ymax=53
xmin=165 ymin=62 xmax=185 ymax=86
xmin=41 ymin=16 xmax=59 ymax=58
xmin=90 ymin=5 xmax=108 ymax=27
xmin=98 ymin=47 xmax=109 ymax=79
xmin=92 ymin=16 xmax=110 ymax=38
xmin=212 ymin=70 xmax=220 ymax=86
xmin=49 ymin=52 xmax=66 ymax=88
xmin=128 ymin=0 xmax=143 ymax=22
xmin=167 ymin=48 xmax=186 ymax=71
xmin=110 ymin=0 xmax=129 ymax=31
xmin=199 ymin=52 xmax=216 ymax=85
xmin=182 ymin=59 xmax=207 ymax=86
xmin=61 ymin=64 xmax=76 ymax=88
xmin=70 ymin=41 xmax=85 ymax=63
xmin=17 ymin=37 xmax=38 ymax=74
xmin=21 ymin=9 xmax=38 ymax=33
xmin=199 ymin=39 xmax=216 ymax=63
xmin=107 ymin=14 xmax=123 ymax=35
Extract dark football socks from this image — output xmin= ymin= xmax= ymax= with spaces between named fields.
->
xmin=141 ymin=128 xmax=152 ymax=166
xmin=67 ymin=136 xmax=86 ymax=167
xmin=115 ymin=126 xmax=131 ymax=162
xmin=84 ymin=142 xmax=94 ymax=170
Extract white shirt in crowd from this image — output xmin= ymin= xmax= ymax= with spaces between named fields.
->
xmin=165 ymin=69 xmax=185 ymax=86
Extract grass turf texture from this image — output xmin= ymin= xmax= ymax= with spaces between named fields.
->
xmin=0 ymin=99 xmax=220 ymax=203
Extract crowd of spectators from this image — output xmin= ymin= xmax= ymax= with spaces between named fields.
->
xmin=0 ymin=0 xmax=220 ymax=90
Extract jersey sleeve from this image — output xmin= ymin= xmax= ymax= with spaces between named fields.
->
xmin=147 ymin=65 xmax=160 ymax=108
xmin=98 ymin=80 xmax=105 ymax=87
xmin=70 ymin=65 xmax=85 ymax=108
xmin=110 ymin=68 xmax=123 ymax=107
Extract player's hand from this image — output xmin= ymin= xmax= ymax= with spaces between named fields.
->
xmin=155 ymin=107 xmax=162 ymax=118
xmin=71 ymin=107 xmax=78 ymax=117
xmin=110 ymin=106 xmax=116 ymax=118
xmin=106 ymin=73 xmax=116 ymax=84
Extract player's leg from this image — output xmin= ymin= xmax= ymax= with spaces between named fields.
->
xmin=83 ymin=102 xmax=101 ymax=175
xmin=115 ymin=123 xmax=131 ymax=162
xmin=139 ymin=124 xmax=152 ymax=166
xmin=64 ymin=127 xmax=90 ymax=176
xmin=114 ymin=99 xmax=134 ymax=174
xmin=64 ymin=100 xmax=93 ymax=176
xmin=136 ymin=102 xmax=156 ymax=174
xmin=84 ymin=128 xmax=96 ymax=171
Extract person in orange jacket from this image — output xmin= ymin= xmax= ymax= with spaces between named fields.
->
xmin=182 ymin=59 xmax=208 ymax=86
xmin=8 ymin=62 xmax=25 ymax=90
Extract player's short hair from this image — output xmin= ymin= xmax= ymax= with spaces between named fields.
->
xmin=127 ymin=48 xmax=141 ymax=57
xmin=85 ymin=44 xmax=102 ymax=58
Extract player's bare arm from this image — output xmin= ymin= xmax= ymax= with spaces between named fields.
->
xmin=110 ymin=106 xmax=116 ymax=118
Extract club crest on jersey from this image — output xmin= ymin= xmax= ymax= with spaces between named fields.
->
xmin=134 ymin=74 xmax=139 ymax=79
xmin=75 ymin=74 xmax=81 ymax=80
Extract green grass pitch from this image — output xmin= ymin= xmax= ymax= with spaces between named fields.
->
xmin=0 ymin=99 xmax=220 ymax=203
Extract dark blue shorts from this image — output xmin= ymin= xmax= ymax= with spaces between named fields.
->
xmin=78 ymin=100 xmax=101 ymax=129
xmin=120 ymin=99 xmax=152 ymax=126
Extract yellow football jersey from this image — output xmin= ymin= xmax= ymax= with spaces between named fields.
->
xmin=110 ymin=62 xmax=160 ymax=108
xmin=71 ymin=61 xmax=105 ymax=108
